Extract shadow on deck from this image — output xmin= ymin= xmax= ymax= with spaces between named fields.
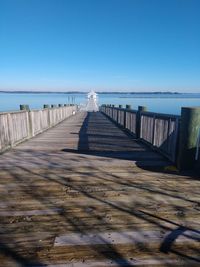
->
xmin=62 ymin=112 xmax=198 ymax=177
xmin=62 ymin=112 xmax=169 ymax=167
xmin=0 ymin=111 xmax=199 ymax=266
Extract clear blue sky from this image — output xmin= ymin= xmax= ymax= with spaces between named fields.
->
xmin=0 ymin=0 xmax=200 ymax=92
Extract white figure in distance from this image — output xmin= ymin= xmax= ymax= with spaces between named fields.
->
xmin=86 ymin=90 xmax=99 ymax=112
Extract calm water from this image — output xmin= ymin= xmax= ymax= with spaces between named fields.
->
xmin=0 ymin=92 xmax=200 ymax=115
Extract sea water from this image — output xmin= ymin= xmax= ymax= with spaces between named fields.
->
xmin=0 ymin=92 xmax=200 ymax=115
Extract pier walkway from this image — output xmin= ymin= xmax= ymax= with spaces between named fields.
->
xmin=0 ymin=112 xmax=199 ymax=266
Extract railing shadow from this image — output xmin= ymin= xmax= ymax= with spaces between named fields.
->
xmin=0 ymin=111 xmax=199 ymax=266
xmin=62 ymin=112 xmax=198 ymax=179
xmin=62 ymin=112 xmax=165 ymax=162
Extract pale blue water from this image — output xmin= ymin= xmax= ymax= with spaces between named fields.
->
xmin=0 ymin=92 xmax=200 ymax=115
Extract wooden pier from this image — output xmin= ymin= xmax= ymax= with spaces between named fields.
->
xmin=0 ymin=111 xmax=200 ymax=266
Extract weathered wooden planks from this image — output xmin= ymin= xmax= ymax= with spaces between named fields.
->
xmin=0 ymin=111 xmax=199 ymax=266
xmin=101 ymin=106 xmax=180 ymax=163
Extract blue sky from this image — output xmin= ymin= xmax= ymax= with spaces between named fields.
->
xmin=0 ymin=0 xmax=200 ymax=92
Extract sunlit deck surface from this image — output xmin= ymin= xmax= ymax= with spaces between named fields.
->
xmin=0 ymin=112 xmax=199 ymax=266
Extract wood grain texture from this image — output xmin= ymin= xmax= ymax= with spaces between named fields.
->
xmin=0 ymin=111 xmax=199 ymax=266
xmin=0 ymin=106 xmax=77 ymax=153
xmin=101 ymin=106 xmax=180 ymax=162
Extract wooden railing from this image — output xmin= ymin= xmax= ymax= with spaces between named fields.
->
xmin=100 ymin=105 xmax=180 ymax=163
xmin=0 ymin=105 xmax=77 ymax=152
xmin=140 ymin=111 xmax=180 ymax=162
xmin=101 ymin=106 xmax=138 ymax=136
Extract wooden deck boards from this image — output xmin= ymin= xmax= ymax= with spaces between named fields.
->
xmin=0 ymin=111 xmax=199 ymax=266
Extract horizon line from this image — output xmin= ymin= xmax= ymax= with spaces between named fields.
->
xmin=0 ymin=90 xmax=197 ymax=94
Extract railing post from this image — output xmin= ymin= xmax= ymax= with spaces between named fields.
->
xmin=136 ymin=106 xmax=147 ymax=139
xmin=7 ymin=113 xmax=13 ymax=147
xmin=117 ymin=105 xmax=122 ymax=124
xmin=124 ymin=110 xmax=126 ymax=128
xmin=108 ymin=104 xmax=110 ymax=117
xmin=125 ymin=105 xmax=131 ymax=129
xmin=43 ymin=104 xmax=50 ymax=109
xmin=152 ymin=114 xmax=156 ymax=146
xmin=20 ymin=105 xmax=30 ymax=111
xmin=116 ymin=106 xmax=119 ymax=123
xmin=124 ymin=105 xmax=131 ymax=128
xmin=112 ymin=105 xmax=115 ymax=119
xmin=19 ymin=105 xmax=33 ymax=137
xmin=177 ymin=107 xmax=200 ymax=170
xmin=28 ymin=110 xmax=34 ymax=137
xmin=44 ymin=105 xmax=51 ymax=127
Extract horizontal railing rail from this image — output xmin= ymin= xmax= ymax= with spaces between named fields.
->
xmin=100 ymin=105 xmax=180 ymax=163
xmin=0 ymin=105 xmax=77 ymax=153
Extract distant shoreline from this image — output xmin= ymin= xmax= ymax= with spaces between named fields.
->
xmin=0 ymin=90 xmax=182 ymax=94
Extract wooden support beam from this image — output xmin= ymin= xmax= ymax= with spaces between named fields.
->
xmin=178 ymin=107 xmax=200 ymax=170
